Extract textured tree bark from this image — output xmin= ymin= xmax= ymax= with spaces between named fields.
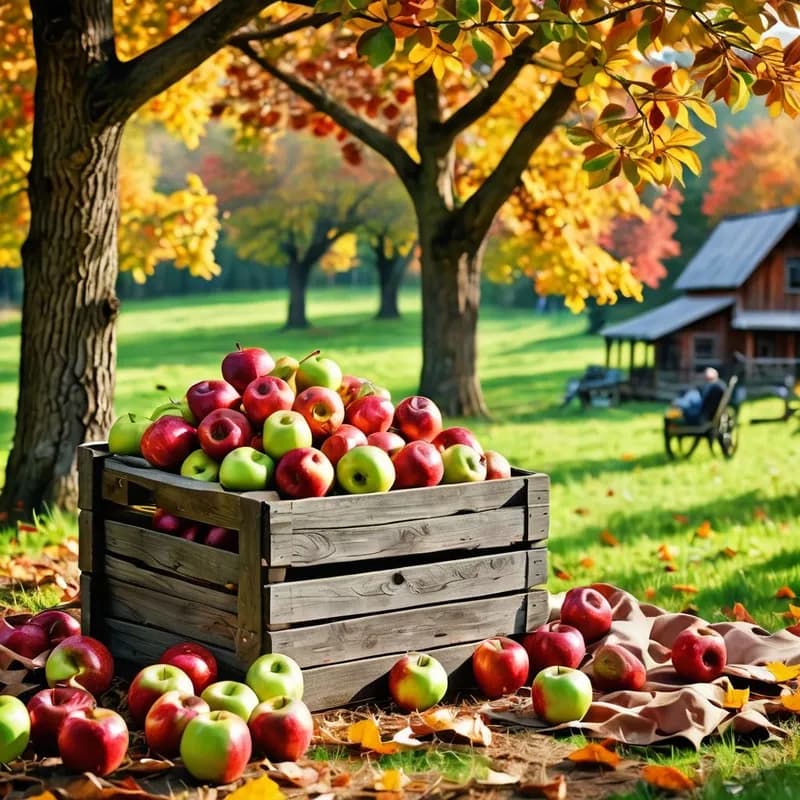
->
xmin=374 ymin=240 xmax=407 ymax=320
xmin=284 ymin=260 xmax=312 ymax=329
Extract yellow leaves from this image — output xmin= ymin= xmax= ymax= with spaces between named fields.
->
xmin=780 ymin=688 xmax=800 ymax=712
xmin=722 ymin=684 xmax=750 ymax=710
xmin=348 ymin=718 xmax=402 ymax=754
xmin=671 ymin=584 xmax=698 ymax=595
xmin=657 ymin=544 xmax=677 ymax=562
xmin=765 ymin=662 xmax=800 ymax=682
xmin=641 ymin=765 xmax=696 ymax=792
xmin=784 ymin=604 xmax=800 ymax=621
xmin=320 ymin=233 xmax=359 ymax=273
xmin=373 ymin=769 xmax=410 ymax=792
xmin=227 ymin=777 xmax=284 ymax=800
xmin=567 ymin=743 xmax=620 ymax=768
xmin=694 ymin=520 xmax=714 ymax=539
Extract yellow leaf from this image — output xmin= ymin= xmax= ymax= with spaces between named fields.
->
xmin=765 ymin=662 xmax=800 ymax=682
xmin=722 ymin=685 xmax=750 ymax=709
xmin=781 ymin=689 xmax=800 ymax=711
xmin=695 ymin=520 xmax=713 ymax=538
xmin=567 ymin=743 xmax=620 ymax=768
xmin=657 ymin=543 xmax=677 ymax=561
xmin=641 ymin=765 xmax=696 ymax=791
xmin=374 ymin=769 xmax=410 ymax=791
xmin=671 ymin=584 xmax=698 ymax=594
xmin=348 ymin=718 xmax=401 ymax=754
xmin=786 ymin=604 xmax=800 ymax=621
xmin=227 ymin=777 xmax=284 ymax=800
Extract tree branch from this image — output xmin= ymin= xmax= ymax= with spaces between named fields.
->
xmin=228 ymin=12 xmax=339 ymax=46
xmin=455 ymin=81 xmax=576 ymax=242
xmin=235 ymin=42 xmax=419 ymax=188
xmin=91 ymin=0 xmax=277 ymax=125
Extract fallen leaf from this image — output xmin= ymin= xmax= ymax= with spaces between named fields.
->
xmin=657 ymin=544 xmax=677 ymax=561
xmin=373 ymin=769 xmax=409 ymax=792
xmin=227 ymin=776 xmax=284 ymax=800
xmin=776 ymin=586 xmax=797 ymax=599
xmin=411 ymin=707 xmax=492 ymax=746
xmin=620 ymin=452 xmax=635 ymax=461
xmin=722 ymin=685 xmax=750 ymax=710
xmin=784 ymin=604 xmax=800 ymax=621
xmin=765 ymin=662 xmax=800 ymax=682
xmin=722 ymin=602 xmax=756 ymax=623
xmin=599 ymin=530 xmax=620 ymax=547
xmin=331 ymin=773 xmax=351 ymax=788
xmin=22 ymin=794 xmax=58 ymax=800
xmin=754 ymin=507 xmax=769 ymax=521
xmin=672 ymin=513 xmax=689 ymax=525
xmin=553 ymin=567 xmax=572 ymax=580
xmin=719 ymin=546 xmax=737 ymax=558
xmin=641 ymin=765 xmax=696 ymax=792
xmin=518 ymin=774 xmax=567 ymax=799
xmin=573 ymin=507 xmax=590 ymax=516
xmin=579 ymin=556 xmax=595 ymax=569
xmin=786 ymin=623 xmax=800 ymax=637
xmin=644 ymin=587 xmax=657 ymax=600
xmin=695 ymin=520 xmax=714 ymax=538
xmin=348 ymin=718 xmax=401 ymax=754
xmin=476 ymin=769 xmax=519 ymax=785
xmin=266 ymin=762 xmax=324 ymax=788
xmin=781 ymin=689 xmax=800 ymax=712
xmin=606 ymin=488 xmax=615 ymax=496
xmin=664 ymin=563 xmax=678 ymax=572
xmin=671 ymin=584 xmax=698 ymax=594
xmin=566 ymin=743 xmax=620 ymax=768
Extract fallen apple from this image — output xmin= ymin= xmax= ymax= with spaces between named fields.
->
xmin=670 ymin=626 xmax=727 ymax=682
xmin=531 ymin=666 xmax=593 ymax=725
xmin=158 ymin=642 xmax=218 ymax=694
xmin=0 ymin=695 xmax=30 ymax=763
xmin=45 ymin=634 xmax=114 ymax=697
xmin=559 ymin=586 xmax=613 ymax=643
xmin=127 ymin=663 xmax=195 ymax=726
xmin=472 ymin=637 xmax=529 ymax=699
xmin=388 ymin=652 xmax=448 ymax=711
xmin=201 ymin=680 xmax=260 ymax=722
xmin=144 ymin=690 xmax=210 ymax=757
xmin=245 ymin=652 xmax=304 ymax=702
xmin=591 ymin=643 xmax=647 ymax=691
xmin=58 ymin=708 xmax=129 ymax=776
xmin=180 ymin=710 xmax=252 ymax=784
xmin=27 ymin=686 xmax=96 ymax=755
xmin=248 ymin=696 xmax=314 ymax=762
xmin=522 ymin=622 xmax=586 ymax=676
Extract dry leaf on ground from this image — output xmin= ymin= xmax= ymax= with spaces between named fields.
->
xmin=566 ymin=743 xmax=620 ymax=769
xmin=641 ymin=765 xmax=696 ymax=792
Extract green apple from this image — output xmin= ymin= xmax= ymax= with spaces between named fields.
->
xmin=219 ymin=447 xmax=275 ymax=491
xmin=180 ymin=448 xmax=220 ymax=482
xmin=296 ymin=353 xmax=343 ymax=392
xmin=107 ymin=412 xmax=150 ymax=456
xmin=269 ymin=355 xmax=300 ymax=393
xmin=200 ymin=680 xmax=259 ymax=722
xmin=180 ymin=710 xmax=252 ymax=784
xmin=531 ymin=665 xmax=593 ymax=724
xmin=336 ymin=445 xmax=395 ymax=494
xmin=0 ymin=695 xmax=30 ymax=763
xmin=151 ymin=396 xmax=197 ymax=425
xmin=388 ymin=653 xmax=448 ymax=711
xmin=356 ymin=381 xmax=392 ymax=401
xmin=441 ymin=443 xmax=487 ymax=483
xmin=261 ymin=410 xmax=313 ymax=460
xmin=245 ymin=653 xmax=304 ymax=702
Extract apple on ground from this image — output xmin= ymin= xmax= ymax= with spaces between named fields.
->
xmin=197 ymin=408 xmax=253 ymax=462
xmin=388 ymin=652 xmax=448 ymax=712
xmin=127 ymin=663 xmax=195 ymax=726
xmin=441 ymin=444 xmax=487 ymax=484
xmin=180 ymin=710 xmax=252 ymax=784
xmin=336 ymin=445 xmax=395 ymax=494
xmin=366 ymin=430 xmax=406 ymax=457
xmin=275 ymin=447 xmax=335 ymax=499
xmin=140 ymin=415 xmax=198 ymax=472
xmin=296 ymin=352 xmax=343 ymax=392
xmin=201 ymin=680 xmax=260 ymax=722
xmin=186 ymin=379 xmax=241 ymax=423
xmin=204 ymin=526 xmax=238 ymax=552
xmin=152 ymin=507 xmax=185 ymax=535
xmin=532 ymin=666 xmax=593 ymax=725
xmin=393 ymin=396 xmax=443 ymax=443
xmin=27 ymin=686 xmax=95 ymax=754
xmin=58 ymin=708 xmax=128 ymax=776
xmin=484 ymin=450 xmax=512 ymax=480
xmin=345 ymin=394 xmax=395 ymax=435
xmin=107 ymin=412 xmax=150 ymax=456
xmin=261 ymin=410 xmax=313 ymax=460
xmin=391 ymin=441 xmax=444 ymax=489
xmin=591 ymin=644 xmax=647 ymax=691
xmin=337 ymin=374 xmax=363 ymax=406
xmin=245 ymin=653 xmax=304 ymax=702
xmin=0 ymin=695 xmax=30 ymax=763
xmin=248 ymin=696 xmax=314 ymax=762
xmin=219 ymin=447 xmax=274 ymax=491
xmin=432 ymin=427 xmax=483 ymax=455
xmin=28 ymin=609 xmax=81 ymax=647
xmin=522 ymin=622 xmax=586 ymax=676
xmin=158 ymin=642 xmax=218 ymax=694
xmin=222 ymin=344 xmax=275 ymax=394
xmin=180 ymin=448 xmax=220 ymax=483
xmin=0 ymin=616 xmax=50 ymax=660
xmin=320 ymin=424 xmax=368 ymax=466
xmin=45 ymin=634 xmax=114 ymax=697
xmin=144 ymin=690 xmax=210 ymax=757
xmin=670 ymin=627 xmax=727 ymax=682
xmin=472 ymin=637 xmax=530 ymax=700
xmin=293 ymin=386 xmax=345 ymax=438
xmin=559 ymin=587 xmax=613 ymax=643
xmin=242 ymin=375 xmax=294 ymax=427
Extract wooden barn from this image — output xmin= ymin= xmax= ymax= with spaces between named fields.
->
xmin=601 ymin=206 xmax=800 ymax=400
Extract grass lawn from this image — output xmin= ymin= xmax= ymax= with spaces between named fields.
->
xmin=1 ymin=285 xmax=799 ymax=797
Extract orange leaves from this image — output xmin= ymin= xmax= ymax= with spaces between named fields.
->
xmin=694 ymin=520 xmax=714 ymax=539
xmin=722 ymin=685 xmax=750 ymax=710
xmin=780 ymin=689 xmax=800 ymax=712
xmin=600 ymin=530 xmax=620 ymax=548
xmin=641 ymin=765 xmax=696 ymax=792
xmin=657 ymin=543 xmax=677 ymax=562
xmin=518 ymin=774 xmax=567 ymax=799
xmin=347 ymin=718 xmax=402 ymax=754
xmin=567 ymin=743 xmax=620 ymax=768
xmin=671 ymin=584 xmax=698 ymax=595
xmin=776 ymin=586 xmax=796 ymax=599
xmin=722 ymin=602 xmax=756 ymax=623
xmin=227 ymin=777 xmax=284 ymax=800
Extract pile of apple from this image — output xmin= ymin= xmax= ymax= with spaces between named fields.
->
xmin=108 ymin=345 xmax=512 ymax=499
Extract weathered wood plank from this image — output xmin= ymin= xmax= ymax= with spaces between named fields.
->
xmin=104 ymin=520 xmax=239 ymax=586
xmin=77 ymin=442 xmax=109 ymax=511
xmin=236 ymin=497 xmax=264 ymax=664
xmin=267 ymin=590 xmax=549 ymax=668
xmin=525 ymin=589 xmax=551 ymax=631
xmin=525 ymin=548 xmax=548 ymax=588
xmin=80 ymin=573 xmax=98 ymax=638
xmin=106 ymin=577 xmax=238 ymax=650
xmin=266 ymin=549 xmax=547 ymax=626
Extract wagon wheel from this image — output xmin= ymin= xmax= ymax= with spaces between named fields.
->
xmin=664 ymin=429 xmax=702 ymax=459
xmin=717 ymin=408 xmax=739 ymax=458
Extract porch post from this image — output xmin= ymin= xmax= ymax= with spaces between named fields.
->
xmin=605 ymin=338 xmax=611 ymax=368
xmin=744 ymin=331 xmax=754 ymax=381
xmin=629 ymin=340 xmax=635 ymax=372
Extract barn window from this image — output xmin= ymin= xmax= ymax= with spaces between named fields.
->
xmin=787 ymin=256 xmax=800 ymax=292
xmin=692 ymin=334 xmax=719 ymax=370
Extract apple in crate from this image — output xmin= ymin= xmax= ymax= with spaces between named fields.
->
xmin=0 ymin=695 xmax=30 ymax=763
xmin=151 ymin=396 xmax=196 ymax=425
xmin=159 ymin=642 xmax=218 ymax=694
xmin=670 ymin=627 xmax=727 ymax=682
xmin=391 ymin=441 xmax=444 ymax=489
xmin=262 ymin=410 xmax=313 ymax=460
xmin=522 ymin=622 xmax=586 ymax=675
xmin=276 ymin=447 xmax=334 ymax=499
xmin=180 ymin=449 xmax=220 ymax=483
xmin=367 ymin=430 xmax=406 ymax=456
xmin=152 ymin=507 xmax=185 ymax=535
xmin=140 ymin=415 xmax=198 ymax=472
xmin=27 ymin=686 xmax=95 ymax=754
xmin=219 ymin=447 xmax=274 ymax=491
xmin=559 ymin=586 xmax=613 ymax=643
xmin=320 ymin=424 xmax=367 ymax=466
xmin=29 ymin=609 xmax=81 ymax=647
xmin=0 ymin=616 xmax=50 ymax=660
xmin=393 ymin=396 xmax=442 ymax=443
xmin=198 ymin=408 xmax=253 ymax=462
xmin=145 ymin=690 xmax=210 ymax=757
xmin=433 ymin=426 xmax=483 ymax=455
xmin=108 ymin=412 xmax=150 ymax=456
xmin=222 ymin=344 xmax=274 ymax=394
xmin=58 ymin=708 xmax=128 ymax=776
xmin=242 ymin=375 xmax=294 ymax=427
xmin=293 ymin=386 xmax=345 ymax=438
xmin=472 ymin=637 xmax=530 ymax=699
xmin=186 ymin=379 xmax=241 ymax=423
xmin=201 ymin=680 xmax=260 ymax=722
xmin=248 ymin=696 xmax=314 ymax=762
xmin=388 ymin=652 xmax=448 ymax=711
xmin=532 ymin=666 xmax=593 ymax=725
xmin=246 ymin=653 xmax=304 ymax=702
xmin=180 ymin=523 xmax=207 ymax=542
xmin=484 ymin=451 xmax=512 ymax=480
xmin=345 ymin=394 xmax=395 ymax=435
xmin=441 ymin=444 xmax=486 ymax=483
xmin=127 ymin=663 xmax=195 ymax=726
xmin=591 ymin=644 xmax=647 ymax=691
xmin=296 ymin=353 xmax=343 ymax=392
xmin=45 ymin=635 xmax=114 ymax=697
xmin=181 ymin=711 xmax=252 ymax=784
xmin=337 ymin=445 xmax=395 ymax=494
xmin=204 ymin=526 xmax=238 ymax=552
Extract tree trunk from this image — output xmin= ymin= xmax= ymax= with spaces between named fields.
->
xmin=374 ymin=246 xmax=405 ymax=319
xmin=284 ymin=260 xmax=312 ymax=329
xmin=1 ymin=1 xmax=121 ymax=522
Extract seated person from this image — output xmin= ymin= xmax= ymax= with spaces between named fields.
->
xmin=666 ymin=368 xmax=726 ymax=425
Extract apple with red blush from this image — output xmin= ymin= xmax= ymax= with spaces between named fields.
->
xmin=591 ymin=643 xmax=647 ymax=691
xmin=532 ymin=666 xmax=593 ymax=724
xmin=275 ymin=447 xmax=335 ymax=499
xmin=159 ymin=642 xmax=218 ymax=694
xmin=559 ymin=586 xmax=613 ymax=643
xmin=388 ymin=652 xmax=448 ymax=711
xmin=320 ymin=424 xmax=367 ymax=466
xmin=29 ymin=609 xmax=81 ymax=647
xmin=248 ymin=696 xmax=314 ymax=762
xmin=45 ymin=635 xmax=114 ymax=697
xmin=127 ymin=663 xmax=195 ymax=726
xmin=186 ymin=379 xmax=241 ymax=423
xmin=367 ymin=430 xmax=406 ymax=457
xmin=140 ymin=415 xmax=198 ymax=472
xmin=441 ymin=444 xmax=486 ymax=483
xmin=221 ymin=343 xmax=274 ymax=394
xmin=242 ymin=375 xmax=294 ymax=427
xmin=522 ymin=622 xmax=586 ymax=675
xmin=670 ymin=627 xmax=727 ymax=682
xmin=58 ymin=708 xmax=129 ymax=776
xmin=391 ymin=441 xmax=444 ymax=489
xmin=144 ymin=690 xmax=210 ymax=757
xmin=432 ymin=426 xmax=483 ymax=455
xmin=27 ymin=686 xmax=96 ymax=754
xmin=337 ymin=374 xmax=364 ymax=406
xmin=180 ymin=710 xmax=252 ymax=784
xmin=293 ymin=386 xmax=345 ymax=438
xmin=472 ymin=637 xmax=530 ymax=699
xmin=345 ymin=394 xmax=395 ymax=435
xmin=484 ymin=450 xmax=512 ymax=480
xmin=393 ymin=396 xmax=443 ymax=443
xmin=197 ymin=408 xmax=253 ymax=462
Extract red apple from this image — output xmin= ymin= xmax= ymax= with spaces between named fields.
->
xmin=522 ymin=622 xmax=586 ymax=675
xmin=0 ymin=616 xmax=50 ymax=660
xmin=338 ymin=374 xmax=364 ymax=406
xmin=144 ymin=690 xmax=210 ymax=757
xmin=186 ymin=379 xmax=241 ymax=423
xmin=345 ymin=394 xmax=395 ymax=435
xmin=159 ymin=642 xmax=218 ymax=694
xmin=140 ymin=416 xmax=198 ymax=472
xmin=472 ymin=637 xmax=530 ymax=699
xmin=197 ymin=408 xmax=253 ymax=461
xmin=559 ymin=587 xmax=613 ymax=643
xmin=320 ymin=424 xmax=367 ymax=466
xmin=248 ymin=696 xmax=314 ymax=762
xmin=28 ymin=610 xmax=82 ymax=647
xmin=45 ymin=635 xmax=114 ymax=697
xmin=591 ymin=643 xmax=647 ymax=691
xmin=127 ymin=663 xmax=195 ymax=726
xmin=391 ymin=441 xmax=444 ymax=489
xmin=58 ymin=708 xmax=128 ymax=776
xmin=152 ymin=507 xmax=185 ymax=535
xmin=222 ymin=344 xmax=275 ymax=394
xmin=204 ymin=526 xmax=238 ymax=552
xmin=367 ymin=430 xmax=406 ymax=456
xmin=27 ymin=687 xmax=96 ymax=754
xmin=293 ymin=386 xmax=345 ymax=438
xmin=670 ymin=627 xmax=727 ymax=682
xmin=484 ymin=450 xmax=512 ymax=480
xmin=432 ymin=426 xmax=484 ymax=455
xmin=393 ymin=396 xmax=443 ymax=443
xmin=275 ymin=447 xmax=335 ymax=499
xmin=180 ymin=521 xmax=208 ymax=542
xmin=242 ymin=375 xmax=294 ymax=427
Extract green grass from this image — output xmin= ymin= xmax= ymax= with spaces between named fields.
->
xmin=1 ymin=285 xmax=799 ymax=796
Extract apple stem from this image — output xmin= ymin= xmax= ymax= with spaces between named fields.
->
xmin=417 ymin=655 xmax=430 ymax=667
xmin=235 ymin=342 xmax=242 ymax=351
xmin=299 ymin=349 xmax=321 ymax=365
xmin=127 ymin=412 xmax=136 ymax=423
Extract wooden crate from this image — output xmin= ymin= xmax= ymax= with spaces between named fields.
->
xmin=78 ymin=442 xmax=550 ymax=710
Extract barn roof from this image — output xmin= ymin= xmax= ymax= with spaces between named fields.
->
xmin=732 ymin=310 xmax=800 ymax=331
xmin=601 ymin=295 xmax=735 ymax=341
xmin=674 ymin=206 xmax=800 ymax=291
